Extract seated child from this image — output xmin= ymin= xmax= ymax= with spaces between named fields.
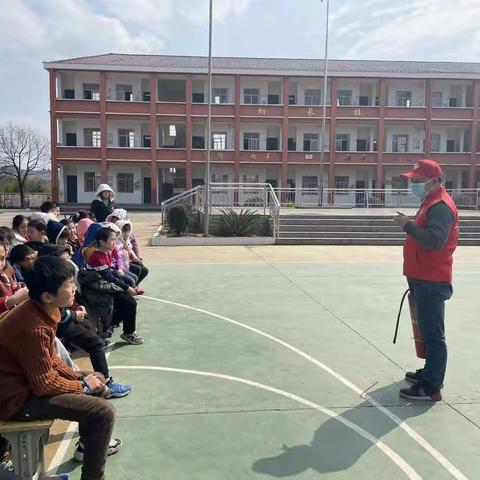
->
xmin=25 ymin=219 xmax=48 ymax=251
xmin=116 ymin=220 xmax=148 ymax=284
xmin=86 ymin=227 xmax=144 ymax=345
xmin=9 ymin=244 xmax=37 ymax=283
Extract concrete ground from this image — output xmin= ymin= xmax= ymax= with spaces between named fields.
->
xmin=1 ymin=209 xmax=480 ymax=479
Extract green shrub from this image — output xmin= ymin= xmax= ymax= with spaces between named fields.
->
xmin=167 ymin=204 xmax=189 ymax=236
xmin=219 ymin=208 xmax=259 ymax=237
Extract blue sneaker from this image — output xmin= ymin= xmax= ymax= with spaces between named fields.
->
xmin=105 ymin=379 xmax=132 ymax=399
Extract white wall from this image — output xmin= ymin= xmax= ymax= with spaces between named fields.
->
xmin=106 ymin=73 xmax=147 ymax=101
xmin=62 ymin=164 xmax=101 ymax=203
xmin=240 ymin=123 xmax=281 ymax=150
xmin=240 ymin=77 xmax=282 ymax=104
xmin=288 ymin=124 xmax=329 ymax=151
xmin=430 ymin=126 xmax=469 ymax=152
xmin=335 ymin=79 xmax=378 ymax=106
xmin=108 ymin=165 xmax=143 ymax=204
xmin=57 ymin=71 xmax=100 ymax=99
xmin=289 ymin=78 xmax=331 ymax=106
xmin=107 ymin=119 xmax=149 ymax=148
xmin=192 ymin=75 xmax=236 ymax=103
xmin=385 ymin=125 xmax=425 ymax=153
xmin=59 ymin=119 xmax=101 ymax=146
xmin=431 ymin=80 xmax=472 ymax=107
xmin=386 ymin=80 xmax=426 ymax=107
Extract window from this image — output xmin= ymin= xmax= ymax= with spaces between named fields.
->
xmin=243 ymin=133 xmax=260 ymax=150
xmin=396 ymin=91 xmax=412 ymax=107
xmin=212 ymin=88 xmax=228 ymax=104
xmin=116 ymin=85 xmax=133 ymax=101
xmin=301 ymin=176 xmax=318 ymax=189
xmin=192 ymin=92 xmax=204 ymax=103
xmin=143 ymin=135 xmax=151 ymax=148
xmin=84 ymin=172 xmax=99 ymax=192
xmin=84 ymin=128 xmax=101 ymax=147
xmin=431 ymin=133 xmax=441 ymax=152
xmin=143 ymin=91 xmax=151 ymax=102
xmin=356 ymin=139 xmax=369 ymax=152
xmin=392 ymin=134 xmax=409 ymax=153
xmin=83 ymin=83 xmax=99 ymax=100
xmin=336 ymin=134 xmax=350 ymax=151
xmin=242 ymin=174 xmax=259 ymax=183
xmin=288 ymin=95 xmax=296 ymax=105
xmin=192 ymin=136 xmax=205 ymax=149
xmin=65 ymin=133 xmax=77 ymax=146
xmin=244 ymin=88 xmax=260 ymax=104
xmin=118 ymin=129 xmax=135 ymax=148
xmin=337 ymin=89 xmax=352 ymax=106
xmin=117 ymin=173 xmax=134 ymax=193
xmin=358 ymin=96 xmax=370 ymax=106
xmin=449 ymin=97 xmax=458 ymax=107
xmin=212 ymin=174 xmax=229 ymax=183
xmin=64 ymin=89 xmax=75 ymax=99
xmin=266 ymin=137 xmax=279 ymax=150
xmin=169 ymin=125 xmax=176 ymax=137
xmin=334 ymin=176 xmax=349 ymax=189
xmin=288 ymin=138 xmax=296 ymax=151
xmin=267 ymin=94 xmax=280 ymax=104
xmin=303 ymin=133 xmax=320 ymax=151
xmin=304 ymin=89 xmax=321 ymax=105
xmin=212 ymin=133 xmax=226 ymax=150
xmin=432 ymin=92 xmax=443 ymax=107
xmin=446 ymin=139 xmax=459 ymax=152
xmin=391 ymin=176 xmax=408 ymax=190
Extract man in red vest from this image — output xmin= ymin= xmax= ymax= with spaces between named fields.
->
xmin=394 ymin=159 xmax=458 ymax=401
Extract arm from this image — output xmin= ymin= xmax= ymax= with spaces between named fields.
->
xmin=404 ymin=202 xmax=454 ymax=250
xmin=130 ymin=235 xmax=140 ymax=257
xmin=16 ymin=327 xmax=83 ymax=396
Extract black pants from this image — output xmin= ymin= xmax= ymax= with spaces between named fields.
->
xmin=57 ymin=320 xmax=109 ymax=378
xmin=113 ymin=293 xmax=137 ymax=335
xmin=10 ymin=394 xmax=115 ymax=480
xmin=129 ymin=262 xmax=149 ymax=284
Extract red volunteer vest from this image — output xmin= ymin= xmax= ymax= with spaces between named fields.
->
xmin=403 ymin=187 xmax=458 ymax=282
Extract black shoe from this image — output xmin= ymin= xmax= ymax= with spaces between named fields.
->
xmin=399 ymin=381 xmax=442 ymax=402
xmin=405 ymin=368 xmax=425 ymax=384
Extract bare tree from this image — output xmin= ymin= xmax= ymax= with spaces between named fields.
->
xmin=0 ymin=123 xmax=50 ymax=208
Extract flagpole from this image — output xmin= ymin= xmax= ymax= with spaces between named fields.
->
xmin=204 ymin=0 xmax=213 ymax=236
xmin=319 ymin=0 xmax=330 ymax=206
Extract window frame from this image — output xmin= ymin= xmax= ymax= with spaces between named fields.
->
xmin=243 ymin=88 xmax=260 ymax=104
xmin=117 ymin=173 xmax=134 ymax=193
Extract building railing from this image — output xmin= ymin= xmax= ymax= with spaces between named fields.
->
xmin=0 ymin=193 xmax=51 ymax=209
xmin=275 ymin=188 xmax=480 ymax=209
xmin=160 ymin=183 xmax=281 ymax=237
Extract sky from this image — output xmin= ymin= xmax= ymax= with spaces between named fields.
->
xmin=1 ymin=0 xmax=480 ymax=137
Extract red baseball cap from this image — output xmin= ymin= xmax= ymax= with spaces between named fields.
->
xmin=401 ymin=159 xmax=443 ymax=179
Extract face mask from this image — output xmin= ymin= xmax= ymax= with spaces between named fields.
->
xmin=411 ymin=182 xmax=426 ymax=198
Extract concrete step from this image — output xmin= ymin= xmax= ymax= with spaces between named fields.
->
xmin=279 ymin=224 xmax=480 ymax=233
xmin=278 ymin=231 xmax=480 ymax=239
xmin=276 ymin=237 xmax=480 ymax=246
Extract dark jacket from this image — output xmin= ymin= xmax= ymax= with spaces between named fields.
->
xmin=90 ymin=199 xmax=113 ymax=222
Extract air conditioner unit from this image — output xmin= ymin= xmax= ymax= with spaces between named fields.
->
xmin=305 ymin=154 xmax=313 ymax=160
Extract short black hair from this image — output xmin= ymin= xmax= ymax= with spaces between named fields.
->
xmin=23 ymin=256 xmax=74 ymax=302
xmin=95 ymin=226 xmax=115 ymax=246
xmin=28 ymin=218 xmax=47 ymax=233
xmin=0 ymin=227 xmax=15 ymax=244
xmin=40 ymin=201 xmax=57 ymax=213
xmin=78 ymin=210 xmax=89 ymax=220
xmin=9 ymin=244 xmax=35 ymax=265
xmin=38 ymin=244 xmax=69 ymax=258
xmin=60 ymin=218 xmax=72 ymax=227
xmin=12 ymin=215 xmax=27 ymax=230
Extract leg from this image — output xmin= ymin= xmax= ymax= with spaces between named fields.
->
xmin=58 ymin=322 xmax=109 ymax=378
xmin=9 ymin=394 xmax=115 ymax=480
xmin=411 ymin=281 xmax=452 ymax=390
xmin=130 ymin=263 xmax=148 ymax=284
xmin=113 ymin=293 xmax=137 ymax=335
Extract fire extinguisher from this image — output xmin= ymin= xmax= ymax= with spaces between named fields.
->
xmin=393 ymin=289 xmax=426 ymax=359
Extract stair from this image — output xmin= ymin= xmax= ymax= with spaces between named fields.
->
xmin=275 ymin=214 xmax=480 ymax=245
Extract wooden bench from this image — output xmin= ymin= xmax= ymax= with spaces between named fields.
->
xmin=0 ymin=420 xmax=53 ymax=479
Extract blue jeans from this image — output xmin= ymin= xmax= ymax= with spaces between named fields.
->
xmin=408 ymin=280 xmax=453 ymax=390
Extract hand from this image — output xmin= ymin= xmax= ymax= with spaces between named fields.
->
xmin=90 ymin=372 xmax=107 ymax=384
xmin=83 ymin=373 xmax=105 ymax=395
xmin=393 ymin=212 xmax=411 ymax=230
xmin=76 ymin=306 xmax=87 ymax=321
xmin=127 ymin=286 xmax=137 ymax=296
xmin=6 ymin=287 xmax=29 ymax=309
xmin=118 ymin=269 xmax=124 ymax=276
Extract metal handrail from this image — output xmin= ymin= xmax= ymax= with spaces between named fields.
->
xmin=160 ymin=185 xmax=204 ymax=225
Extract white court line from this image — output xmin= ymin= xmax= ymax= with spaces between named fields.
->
xmin=141 ymin=295 xmax=467 ymax=480
xmin=110 ymin=365 xmax=421 ymax=480
xmin=47 ymin=346 xmax=115 ymax=473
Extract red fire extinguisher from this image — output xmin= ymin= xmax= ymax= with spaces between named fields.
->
xmin=393 ymin=289 xmax=426 ymax=359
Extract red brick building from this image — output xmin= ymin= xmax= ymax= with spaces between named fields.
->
xmin=44 ymin=54 xmax=480 ymax=205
